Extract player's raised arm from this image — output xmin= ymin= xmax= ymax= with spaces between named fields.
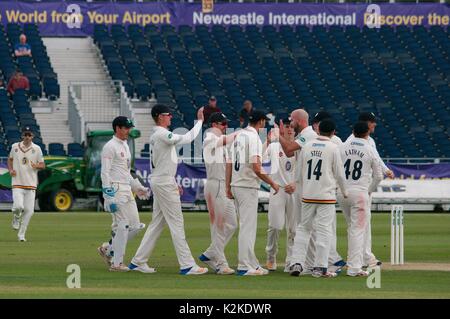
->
xmin=162 ymin=107 xmax=204 ymax=146
xmin=275 ymin=121 xmax=300 ymax=156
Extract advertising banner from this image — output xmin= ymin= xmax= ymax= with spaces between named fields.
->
xmin=0 ymin=2 xmax=448 ymax=37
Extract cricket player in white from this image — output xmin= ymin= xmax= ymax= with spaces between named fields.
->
xmin=264 ymin=117 xmax=298 ymax=272
xmin=99 ymin=116 xmax=150 ymax=272
xmin=129 ymin=104 xmax=208 ymax=275
xmin=7 ymin=127 xmax=45 ymax=242
xmin=289 ymin=119 xmax=348 ymax=278
xmin=199 ymin=112 xmax=238 ymax=275
xmin=311 ymin=111 xmax=347 ymax=273
xmin=227 ymin=110 xmax=280 ymax=276
xmin=346 ymin=112 xmax=394 ymax=268
xmin=339 ymin=122 xmax=383 ymax=276
xmin=272 ymin=109 xmax=321 ymax=274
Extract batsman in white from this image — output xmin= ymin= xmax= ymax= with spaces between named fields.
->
xmin=129 ymin=104 xmax=208 ymax=275
xmin=98 ymin=116 xmax=150 ymax=272
xmin=7 ymin=126 xmax=45 ymax=242
xmin=346 ymin=112 xmax=394 ymax=268
xmin=227 ymin=110 xmax=280 ymax=276
xmin=339 ymin=121 xmax=383 ymax=277
xmin=288 ymin=119 xmax=348 ymax=278
xmin=263 ymin=116 xmax=298 ymax=272
xmin=199 ymin=112 xmax=238 ymax=275
xmin=311 ymin=111 xmax=347 ymax=273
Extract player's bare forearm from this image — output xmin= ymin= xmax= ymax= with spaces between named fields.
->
xmin=251 ymin=161 xmax=279 ymax=194
xmin=7 ymin=158 xmax=13 ymax=172
xmin=219 ymin=131 xmax=239 ymax=147
xmin=278 ymin=135 xmax=299 ymax=157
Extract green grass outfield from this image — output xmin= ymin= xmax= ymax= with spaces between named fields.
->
xmin=0 ymin=212 xmax=449 ymax=299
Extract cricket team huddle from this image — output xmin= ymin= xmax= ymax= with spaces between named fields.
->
xmin=7 ymin=101 xmax=393 ymax=278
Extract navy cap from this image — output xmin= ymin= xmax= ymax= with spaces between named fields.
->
xmin=22 ymin=126 xmax=33 ymax=134
xmin=277 ymin=114 xmax=291 ymax=124
xmin=353 ymin=121 xmax=369 ymax=136
xmin=319 ymin=118 xmax=336 ymax=134
xmin=209 ymin=112 xmax=228 ymax=125
xmin=313 ymin=111 xmax=332 ymax=124
xmin=358 ymin=112 xmax=377 ymax=122
xmin=248 ymin=110 xmax=270 ymax=123
xmin=112 ymin=116 xmax=134 ymax=130
xmin=151 ymin=104 xmax=172 ymax=118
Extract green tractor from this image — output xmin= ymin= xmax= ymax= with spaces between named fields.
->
xmin=0 ymin=129 xmax=142 ymax=212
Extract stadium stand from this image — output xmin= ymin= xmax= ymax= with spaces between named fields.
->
xmin=0 ymin=22 xmax=58 ymax=155
xmin=93 ymin=24 xmax=449 ymax=159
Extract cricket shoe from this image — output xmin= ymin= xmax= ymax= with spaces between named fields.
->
xmin=198 ymin=254 xmax=217 ymax=270
xmin=347 ymin=270 xmax=369 ymax=277
xmin=312 ymin=267 xmax=337 ymax=278
xmin=328 ymin=260 xmax=347 ymax=274
xmin=180 ymin=265 xmax=208 ymax=275
xmin=266 ymin=260 xmax=277 ymax=271
xmin=289 ymin=263 xmax=303 ymax=277
xmin=18 ymin=235 xmax=26 ymax=242
xmin=128 ymin=263 xmax=156 ymax=274
xmin=237 ymin=267 xmax=269 ymax=276
xmin=12 ymin=215 xmax=20 ymax=230
xmin=109 ymin=263 xmax=130 ymax=272
xmin=216 ymin=267 xmax=235 ymax=275
xmin=363 ymin=260 xmax=382 ymax=270
xmin=299 ymin=268 xmax=313 ymax=276
xmin=97 ymin=243 xmax=112 ymax=267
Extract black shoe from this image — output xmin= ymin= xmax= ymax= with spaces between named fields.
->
xmin=289 ymin=263 xmax=303 ymax=277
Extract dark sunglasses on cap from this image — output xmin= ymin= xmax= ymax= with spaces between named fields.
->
xmin=22 ymin=133 xmax=33 ymax=137
xmin=160 ymin=112 xmax=172 ymax=117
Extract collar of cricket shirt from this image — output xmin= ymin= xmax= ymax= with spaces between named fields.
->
xmin=113 ymin=135 xmax=127 ymax=144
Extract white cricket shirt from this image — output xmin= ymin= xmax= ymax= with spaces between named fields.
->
xmin=9 ymin=142 xmax=44 ymax=189
xmin=101 ymin=135 xmax=133 ymax=189
xmin=203 ymin=131 xmax=227 ymax=181
xmin=264 ymin=142 xmax=297 ymax=187
xmin=297 ymin=136 xmax=347 ymax=203
xmin=149 ymin=121 xmax=203 ymax=184
xmin=230 ymin=126 xmax=263 ymax=189
xmin=340 ymin=137 xmax=384 ymax=192
xmin=347 ymin=133 xmax=390 ymax=174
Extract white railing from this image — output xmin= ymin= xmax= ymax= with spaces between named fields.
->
xmin=383 ymin=158 xmax=450 ymax=164
xmin=68 ymin=85 xmax=85 ymax=144
xmin=67 ymin=80 xmax=134 ymax=143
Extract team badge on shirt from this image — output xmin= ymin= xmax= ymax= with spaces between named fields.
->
xmin=286 ymin=161 xmax=292 ymax=171
xmin=279 ymin=151 xmax=284 ymax=158
xmin=22 ymin=157 xmax=28 ymax=165
xmin=168 ymin=133 xmax=173 ymax=139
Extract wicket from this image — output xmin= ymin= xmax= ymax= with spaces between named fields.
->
xmin=391 ymin=205 xmax=404 ymax=265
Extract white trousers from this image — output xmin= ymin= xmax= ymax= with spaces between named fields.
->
xmin=203 ymin=180 xmax=238 ymax=269
xmin=132 ymin=182 xmax=196 ymax=270
xmin=232 ymin=186 xmax=260 ymax=271
xmin=291 ymin=203 xmax=335 ymax=269
xmin=110 ymin=187 xmax=141 ymax=266
xmin=363 ymin=194 xmax=377 ymax=265
xmin=338 ymin=191 xmax=370 ymax=273
xmin=110 ymin=188 xmax=141 ymax=233
xmin=265 ymin=189 xmax=297 ymax=267
xmin=12 ymin=188 xmax=36 ymax=238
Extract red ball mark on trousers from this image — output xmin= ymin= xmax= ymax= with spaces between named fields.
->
xmin=205 ymin=193 xmax=215 ymax=225
xmin=357 ymin=194 xmax=367 ymax=229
